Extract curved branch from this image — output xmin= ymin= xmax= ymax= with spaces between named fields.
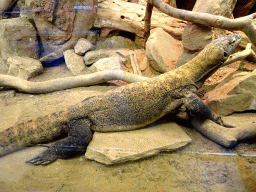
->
xmin=0 ymin=70 xmax=149 ymax=94
xmin=224 ymin=43 xmax=256 ymax=66
xmin=146 ymin=0 xmax=256 ymax=46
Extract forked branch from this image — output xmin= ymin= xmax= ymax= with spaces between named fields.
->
xmin=224 ymin=43 xmax=256 ymax=66
xmin=144 ymin=0 xmax=256 ymax=46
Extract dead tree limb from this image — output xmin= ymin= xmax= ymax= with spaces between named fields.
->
xmin=224 ymin=43 xmax=256 ymax=66
xmin=192 ymin=118 xmax=256 ymax=147
xmin=0 ymin=44 xmax=253 ymax=94
xmin=144 ymin=2 xmax=154 ymax=47
xmin=145 ymin=0 xmax=256 ymax=47
xmin=0 ymin=70 xmax=149 ymax=94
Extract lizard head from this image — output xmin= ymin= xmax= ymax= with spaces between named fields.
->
xmin=213 ymin=33 xmax=241 ymax=59
xmin=177 ymin=33 xmax=242 ymax=86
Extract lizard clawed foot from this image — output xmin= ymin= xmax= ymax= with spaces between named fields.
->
xmin=196 ymin=90 xmax=206 ymax=98
xmin=26 ymin=150 xmax=58 ymax=165
xmin=214 ymin=116 xmax=236 ymax=128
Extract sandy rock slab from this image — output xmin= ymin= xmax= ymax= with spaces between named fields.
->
xmin=146 ymin=28 xmax=183 ymax=72
xmin=85 ymin=122 xmax=192 ymax=165
xmin=205 ymin=69 xmax=256 ymax=115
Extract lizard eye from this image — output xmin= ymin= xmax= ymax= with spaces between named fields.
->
xmin=230 ymin=38 xmax=236 ymax=45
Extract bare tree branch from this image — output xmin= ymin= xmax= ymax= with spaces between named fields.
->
xmin=192 ymin=118 xmax=256 ymax=147
xmin=0 ymin=43 xmax=254 ymax=94
xmin=0 ymin=70 xmax=149 ymax=94
xmin=145 ymin=0 xmax=256 ymax=47
xmin=224 ymin=43 xmax=256 ymax=66
xmin=144 ymin=2 xmax=154 ymax=47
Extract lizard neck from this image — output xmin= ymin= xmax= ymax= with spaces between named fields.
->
xmin=174 ymin=44 xmax=226 ymax=83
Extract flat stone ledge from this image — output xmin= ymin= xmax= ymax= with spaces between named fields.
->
xmin=85 ymin=122 xmax=192 ymax=165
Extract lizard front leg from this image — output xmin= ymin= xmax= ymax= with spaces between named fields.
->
xmin=26 ymin=119 xmax=94 ymax=165
xmin=182 ymin=91 xmax=224 ymax=125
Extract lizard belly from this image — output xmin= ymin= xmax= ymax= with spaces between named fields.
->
xmin=87 ymin=88 xmax=183 ymax=132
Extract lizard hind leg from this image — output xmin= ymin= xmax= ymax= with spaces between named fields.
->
xmin=26 ymin=119 xmax=93 ymax=165
xmin=182 ymin=91 xmax=221 ymax=124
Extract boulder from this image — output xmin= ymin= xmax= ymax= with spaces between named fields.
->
xmin=63 ymin=49 xmax=86 ymax=75
xmin=74 ymin=38 xmax=94 ymax=56
xmin=84 ymin=49 xmax=112 ymax=65
xmin=85 ymin=121 xmax=192 ymax=165
xmin=0 ymin=17 xmax=39 ymax=61
xmin=96 ymin=36 xmax=138 ymax=50
xmin=146 ymin=28 xmax=183 ymax=72
xmin=92 ymin=57 xmax=121 ymax=72
xmin=7 ymin=56 xmax=43 ymax=80
xmin=83 ymin=48 xmax=132 ymax=66
xmin=205 ymin=70 xmax=256 ymax=115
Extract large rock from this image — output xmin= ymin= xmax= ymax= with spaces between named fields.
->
xmin=205 ymin=70 xmax=256 ymax=115
xmin=96 ymin=36 xmax=138 ymax=50
xmin=92 ymin=57 xmax=121 ymax=72
xmin=83 ymin=36 xmax=140 ymax=66
xmin=84 ymin=49 xmax=112 ymax=65
xmin=0 ymin=17 xmax=39 ymax=61
xmin=84 ymin=49 xmax=128 ymax=66
xmin=146 ymin=28 xmax=183 ymax=72
xmin=85 ymin=121 xmax=191 ymax=165
xmin=64 ymin=49 xmax=86 ymax=75
xmin=7 ymin=56 xmax=43 ymax=80
xmin=84 ymin=48 xmax=142 ymax=64
xmin=74 ymin=38 xmax=94 ymax=56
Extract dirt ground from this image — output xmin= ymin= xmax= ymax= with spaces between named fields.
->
xmin=0 ymin=64 xmax=256 ymax=191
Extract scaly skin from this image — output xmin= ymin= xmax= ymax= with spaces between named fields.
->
xmin=0 ymin=33 xmax=241 ymax=165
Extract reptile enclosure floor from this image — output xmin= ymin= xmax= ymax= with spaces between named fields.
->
xmin=0 ymin=64 xmax=255 ymax=191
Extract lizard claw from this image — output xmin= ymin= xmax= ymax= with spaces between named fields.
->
xmin=215 ymin=116 xmax=236 ymax=128
xmin=26 ymin=152 xmax=58 ymax=165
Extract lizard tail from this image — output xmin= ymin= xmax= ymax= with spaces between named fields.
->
xmin=0 ymin=108 xmax=70 ymax=157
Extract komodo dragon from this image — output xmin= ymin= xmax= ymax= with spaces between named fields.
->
xmin=0 ymin=33 xmax=241 ymax=165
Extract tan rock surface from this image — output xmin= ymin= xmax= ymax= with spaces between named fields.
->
xmin=7 ymin=56 xmax=43 ymax=80
xmin=64 ymin=49 xmax=86 ymax=75
xmin=0 ymin=17 xmax=39 ymax=60
xmin=146 ymin=28 xmax=183 ymax=72
xmin=92 ymin=57 xmax=121 ymax=72
xmin=205 ymin=70 xmax=256 ymax=115
xmin=85 ymin=121 xmax=191 ymax=164
xmin=74 ymin=38 xmax=94 ymax=56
